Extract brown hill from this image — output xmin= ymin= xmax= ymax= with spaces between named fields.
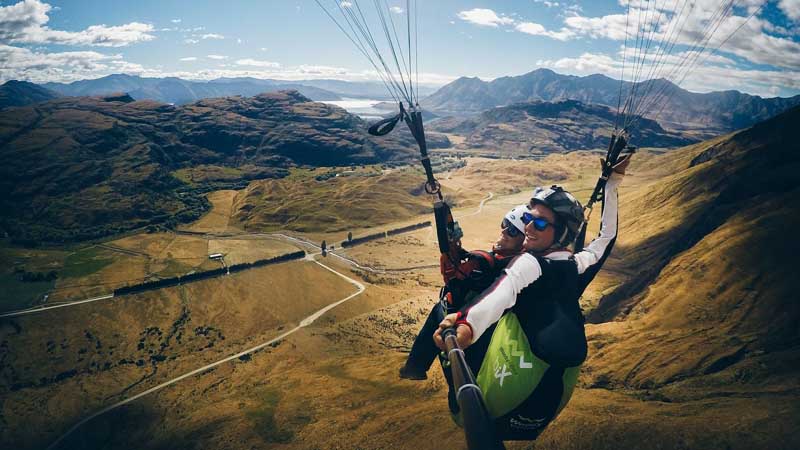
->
xmin=430 ymin=99 xmax=695 ymax=154
xmin=0 ymin=91 xmax=415 ymax=244
xmin=232 ymin=170 xmax=434 ymax=233
xmin=581 ymin=104 xmax=800 ymax=386
xmin=0 ymin=81 xmax=61 ymax=109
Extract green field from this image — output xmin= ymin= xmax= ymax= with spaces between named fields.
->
xmin=0 ymin=245 xmax=115 ymax=311
xmin=60 ymin=247 xmax=114 ymax=279
xmin=0 ymin=272 xmax=54 ymax=311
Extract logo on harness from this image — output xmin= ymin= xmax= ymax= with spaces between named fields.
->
xmin=510 ymin=338 xmax=533 ymax=369
xmin=509 ymin=415 xmax=547 ymax=431
xmin=493 ymin=338 xmax=533 ymax=387
xmin=494 ymin=363 xmax=512 ymax=386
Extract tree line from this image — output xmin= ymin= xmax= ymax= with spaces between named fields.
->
xmin=340 ymin=221 xmax=431 ymax=248
xmin=113 ymin=251 xmax=305 ymax=296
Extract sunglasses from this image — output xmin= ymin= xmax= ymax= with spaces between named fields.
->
xmin=521 ymin=211 xmax=554 ymax=232
xmin=501 ymin=218 xmax=523 ymax=237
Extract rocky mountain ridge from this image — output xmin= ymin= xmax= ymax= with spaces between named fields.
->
xmin=0 ymin=81 xmax=61 ymax=109
xmin=424 ymin=68 xmax=800 ymax=135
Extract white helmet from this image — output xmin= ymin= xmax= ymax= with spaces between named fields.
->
xmin=502 ymin=204 xmax=529 ymax=237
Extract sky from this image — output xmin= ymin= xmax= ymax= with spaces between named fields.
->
xmin=0 ymin=0 xmax=799 ymax=97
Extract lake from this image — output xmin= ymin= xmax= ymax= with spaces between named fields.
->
xmin=320 ymin=98 xmax=394 ymax=120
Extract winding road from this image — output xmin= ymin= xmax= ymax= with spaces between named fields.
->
xmin=3 ymin=191 xmax=494 ymax=319
xmin=47 ymin=256 xmax=365 ymax=450
xmin=0 ymin=294 xmax=115 ymax=319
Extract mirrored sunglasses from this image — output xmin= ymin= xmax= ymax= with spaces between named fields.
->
xmin=521 ymin=212 xmax=554 ymax=232
xmin=501 ymin=218 xmax=523 ymax=237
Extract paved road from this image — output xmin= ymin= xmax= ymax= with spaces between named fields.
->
xmin=458 ymin=192 xmax=494 ymax=218
xmin=426 ymin=192 xmax=494 ymax=244
xmin=0 ymin=294 xmax=115 ymax=319
xmin=1 ymin=227 xmax=418 ymax=318
xmin=47 ymin=256 xmax=365 ymax=450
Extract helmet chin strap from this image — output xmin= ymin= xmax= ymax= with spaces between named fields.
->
xmin=553 ymin=226 xmax=569 ymax=249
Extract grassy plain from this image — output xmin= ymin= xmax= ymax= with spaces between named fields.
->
xmin=0 ymin=185 xmax=309 ymax=311
xmin=1 ymin=259 xmax=365 ymax=450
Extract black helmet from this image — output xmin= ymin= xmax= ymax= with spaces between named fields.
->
xmin=530 ymin=185 xmax=584 ymax=248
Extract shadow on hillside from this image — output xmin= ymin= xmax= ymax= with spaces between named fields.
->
xmin=52 ymin=400 xmax=232 ymax=450
xmin=587 ymin=126 xmax=800 ymax=324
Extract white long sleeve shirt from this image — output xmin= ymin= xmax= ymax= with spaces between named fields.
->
xmin=459 ymin=173 xmax=623 ymax=344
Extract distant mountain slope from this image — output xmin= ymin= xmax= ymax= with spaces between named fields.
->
xmin=0 ymin=91 xmax=415 ymax=244
xmin=0 ymin=81 xmax=60 ymax=109
xmin=42 ymin=74 xmax=343 ymax=104
xmin=578 ymin=104 xmax=800 ymax=408
xmin=430 ymin=99 xmax=695 ymax=153
xmin=424 ymin=69 xmax=800 ymax=134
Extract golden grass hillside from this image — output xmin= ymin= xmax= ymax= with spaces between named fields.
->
xmin=0 ymin=260 xmax=361 ymax=450
xmin=562 ymin=105 xmax=800 ymax=448
xmin=231 ymin=153 xmax=602 ymax=234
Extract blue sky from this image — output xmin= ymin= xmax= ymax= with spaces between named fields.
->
xmin=1 ymin=0 xmax=799 ymax=97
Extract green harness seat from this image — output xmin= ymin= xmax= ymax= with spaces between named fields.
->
xmin=474 ymin=312 xmax=580 ymax=439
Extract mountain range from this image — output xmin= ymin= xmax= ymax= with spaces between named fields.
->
xmin=424 ymin=69 xmax=800 ymax=135
xmin=5 ymin=70 xmax=798 ymax=139
xmin=0 ymin=91 xmax=416 ymax=244
xmin=40 ymin=74 xmax=343 ymax=104
xmin=34 ymin=74 xmax=438 ymax=106
xmin=429 ymin=99 xmax=695 ymax=153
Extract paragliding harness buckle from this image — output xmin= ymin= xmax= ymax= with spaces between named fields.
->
xmin=424 ymin=176 xmax=441 ymax=195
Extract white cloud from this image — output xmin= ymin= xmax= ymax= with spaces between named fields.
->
xmin=179 ymin=56 xmax=197 ymax=62
xmin=565 ymin=4 xmax=583 ymax=13
xmin=515 ymin=22 xmax=575 ymax=41
xmin=779 ymin=0 xmax=800 ymax=21
xmin=457 ymin=1 xmax=800 ymax=75
xmin=341 ymin=1 xmax=353 ymax=8
xmin=0 ymin=44 xmax=454 ymax=88
xmin=533 ymin=0 xmax=560 ymax=7
xmin=236 ymin=38 xmax=242 ymax=44
xmin=206 ymin=54 xmax=227 ymax=60
xmin=536 ymin=51 xmax=800 ymax=97
xmin=561 ymin=1 xmax=800 ymax=71
xmin=563 ymin=14 xmax=629 ymax=40
xmin=200 ymin=33 xmax=224 ymax=40
xmin=235 ymin=58 xmax=281 ymax=68
xmin=0 ymin=0 xmax=155 ymax=47
xmin=171 ymin=18 xmax=181 ymax=24
xmin=184 ymin=38 xmax=199 ymax=44
xmin=390 ymin=6 xmax=403 ymax=14
xmin=457 ymin=8 xmax=515 ymax=27
xmin=0 ymin=44 xmax=147 ymax=83
xmin=709 ymin=16 xmax=800 ymax=70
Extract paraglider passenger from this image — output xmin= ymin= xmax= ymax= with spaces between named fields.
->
xmin=399 ymin=204 xmax=529 ymax=380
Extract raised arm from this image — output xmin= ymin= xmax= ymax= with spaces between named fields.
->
xmin=572 ymin=171 xmax=623 ymax=275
